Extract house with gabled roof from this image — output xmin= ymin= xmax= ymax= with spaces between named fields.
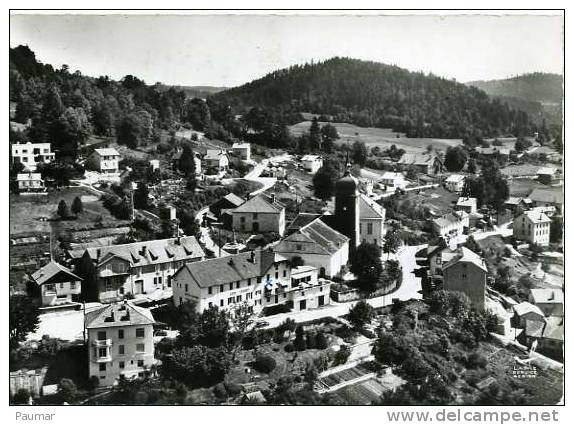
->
xmin=529 ymin=187 xmax=563 ymax=215
xmin=88 ymin=147 xmax=121 ymax=174
xmin=528 ymin=288 xmax=563 ymax=317
xmin=275 ymin=214 xmax=349 ymax=278
xmin=520 ymin=316 xmax=563 ymax=360
xmin=31 ymin=261 xmax=82 ymax=306
xmin=445 ymin=174 xmax=465 ymax=192
xmin=512 ymin=301 xmax=545 ymax=329
xmin=68 ymin=236 xmax=204 ymax=303
xmin=301 ymin=155 xmax=323 ymax=174
xmin=85 ymin=301 xmax=155 ymax=387
xmin=442 ymin=247 xmax=487 ymax=310
xmin=513 ymin=210 xmax=551 ymax=246
xmin=432 ymin=210 xmax=469 ymax=239
xmin=358 ymin=193 xmax=386 ymax=245
xmin=204 ymin=149 xmax=229 ymax=170
xmin=397 ymin=153 xmax=443 ymax=175
xmin=232 ymin=194 xmax=286 ymax=236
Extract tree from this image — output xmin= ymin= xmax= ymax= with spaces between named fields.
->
xmin=309 ymin=117 xmax=322 ymax=150
xmin=116 ymin=110 xmax=153 ymax=148
xmin=254 ymin=354 xmax=277 ymax=373
xmin=467 ymin=158 xmax=477 ymax=174
xmin=294 ymin=325 xmax=307 ymax=351
xmin=58 ymin=378 xmax=78 ymax=402
xmin=12 ymin=388 xmax=31 ymax=405
xmin=348 ymin=300 xmax=375 ymax=330
xmin=444 ymin=146 xmax=468 ymax=172
xmin=230 ymin=303 xmax=255 ymax=361
xmin=183 ymin=98 xmax=211 ymax=131
xmin=550 ymin=216 xmax=563 ymax=243
xmin=351 ymin=141 xmax=368 ymax=166
xmin=177 ymin=304 xmax=230 ymax=349
xmin=178 ymin=145 xmax=196 ymax=177
xmin=71 ymin=196 xmax=83 ymax=215
xmin=321 ymin=123 xmax=339 ymax=153
xmin=133 ymin=182 xmax=150 ymax=210
xmin=161 ymin=345 xmax=231 ymax=388
xmin=304 ymin=362 xmax=319 ymax=385
xmin=57 ymin=199 xmax=70 ymax=219
xmin=333 ymin=344 xmax=351 ymax=366
xmin=9 ymin=295 xmax=39 ymax=349
xmin=514 ymin=137 xmax=533 ymax=153
xmin=464 ymin=235 xmax=482 ymax=255
xmin=53 ymin=107 xmax=91 ymax=159
xmin=349 ymin=243 xmax=383 ymax=292
xmin=312 ymin=160 xmax=339 ymax=200
xmin=383 ymin=230 xmax=401 ymax=260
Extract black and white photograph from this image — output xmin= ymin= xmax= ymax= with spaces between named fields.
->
xmin=7 ymin=7 xmax=565 ymax=415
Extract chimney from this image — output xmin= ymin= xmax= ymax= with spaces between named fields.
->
xmin=228 ymin=258 xmax=234 ymax=266
xmin=141 ymin=245 xmax=147 ymax=256
xmin=270 ymin=193 xmax=276 ymax=204
xmin=96 ymin=249 xmax=101 ymax=261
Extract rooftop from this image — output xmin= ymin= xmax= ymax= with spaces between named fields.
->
xmin=529 ymin=288 xmax=564 ymax=305
xmin=16 ymin=173 xmax=43 ymax=181
xmin=443 ymin=246 xmax=487 ymax=272
xmin=519 ymin=210 xmax=552 ymax=224
xmin=205 ymin=149 xmax=228 ymax=160
xmin=529 ymin=187 xmax=563 ymax=205
xmin=176 ymin=250 xmax=287 ymax=288
xmin=446 ymin=174 xmax=465 ymax=183
xmin=397 ymin=153 xmax=440 ymax=166
xmin=31 ymin=261 xmax=82 ymax=286
xmin=94 ymin=147 xmax=120 ymax=157
xmin=232 ymin=194 xmax=284 ymax=214
xmin=85 ymin=302 xmax=155 ymax=329
xmin=359 ymin=193 xmax=386 ymax=219
xmin=456 ymin=197 xmax=477 ymax=207
xmin=513 ymin=301 xmax=545 ymax=317
xmin=277 ymin=215 xmax=349 ymax=256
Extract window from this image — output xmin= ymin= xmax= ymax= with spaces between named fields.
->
xmin=60 ymin=283 xmax=64 ymax=289
xmin=237 ymin=295 xmax=242 ymax=302
xmin=97 ymin=331 xmax=107 ymax=341
xmin=367 ymin=223 xmax=373 ymax=235
xmin=220 ymin=299 xmax=224 ymax=307
xmin=283 ymin=270 xmax=287 ymax=277
xmin=246 ymin=293 xmax=252 ymax=300
xmin=240 ymin=216 xmax=246 ymax=223
xmin=119 ymin=361 xmax=125 ymax=369
xmin=137 ymin=360 xmax=144 ymax=368
xmin=98 ymin=347 xmax=107 ymax=358
xmin=275 ymin=272 xmax=279 ymax=279
xmin=256 ymin=277 xmax=261 ymax=283
xmin=247 ymin=279 xmax=251 ymax=286
xmin=229 ymin=282 xmax=233 ymax=291
xmin=220 ymin=284 xmax=224 ymax=292
xmin=208 ymin=286 xmax=213 ymax=295
xmin=253 ymin=213 xmax=258 ymax=219
xmin=185 ymin=284 xmax=189 ymax=292
xmin=118 ymin=345 xmax=125 ymax=355
xmin=118 ymin=329 xmax=124 ymax=339
xmin=136 ymin=328 xmax=145 ymax=338
xmin=236 ymin=281 xmax=241 ymax=289
xmin=462 ymin=274 xmax=467 ymax=279
xmin=228 ymin=297 xmax=234 ymax=305
xmin=70 ymin=282 xmax=76 ymax=289
xmin=136 ymin=343 xmax=145 ymax=353
xmin=208 ymin=302 xmax=213 ymax=308
xmin=99 ymin=364 xmax=106 ymax=372
xmin=296 ymin=244 xmax=302 ymax=251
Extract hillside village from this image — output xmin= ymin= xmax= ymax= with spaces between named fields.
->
xmin=8 ymin=45 xmax=564 ymax=406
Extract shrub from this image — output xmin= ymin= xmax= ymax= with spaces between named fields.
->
xmin=294 ymin=326 xmax=307 ymax=351
xmin=12 ymin=388 xmax=31 ymax=405
xmin=284 ymin=343 xmax=295 ymax=353
xmin=254 ymin=354 xmax=277 ymax=373
xmin=262 ymin=303 xmax=291 ymax=317
xmin=466 ymin=352 xmax=488 ymax=369
xmin=306 ymin=333 xmax=317 ymax=349
xmin=315 ymin=332 xmax=329 ymax=349
xmin=333 ymin=345 xmax=351 ymax=366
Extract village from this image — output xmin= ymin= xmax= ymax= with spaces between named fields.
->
xmin=9 ymin=116 xmax=564 ymax=405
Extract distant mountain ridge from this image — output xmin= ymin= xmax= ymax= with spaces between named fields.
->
xmin=214 ymin=57 xmax=534 ymax=138
xmin=467 ymin=73 xmax=562 ymax=104
xmin=157 ymin=84 xmax=228 ymax=99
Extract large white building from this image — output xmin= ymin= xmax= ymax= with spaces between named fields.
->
xmin=172 ymin=250 xmax=331 ymax=313
xmin=231 ymin=143 xmax=251 ymax=161
xmin=432 ymin=211 xmax=469 ymax=239
xmin=513 ymin=210 xmax=551 ymax=246
xmin=445 ymin=174 xmax=466 ymax=192
xmin=232 ymin=194 xmax=286 ymax=236
xmin=11 ymin=142 xmax=55 ymax=171
xmin=16 ymin=173 xmax=46 ymax=194
xmin=379 ymin=172 xmax=407 ymax=190
xmin=85 ymin=302 xmax=155 ymax=387
xmin=274 ymin=214 xmax=349 ymax=278
xmin=68 ymin=237 xmax=205 ymax=303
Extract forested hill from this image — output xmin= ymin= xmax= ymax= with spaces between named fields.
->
xmin=467 ymin=73 xmax=563 ymax=104
xmin=213 ymin=57 xmax=534 ymax=138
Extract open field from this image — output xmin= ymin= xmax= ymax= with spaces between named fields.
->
xmin=10 ymin=187 xmax=127 ymax=236
xmin=289 ymin=121 xmax=463 ymax=153
xmin=508 ymin=178 xmax=549 ymax=198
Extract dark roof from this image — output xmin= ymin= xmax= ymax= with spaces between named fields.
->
xmin=233 ymin=194 xmax=284 ymax=214
xmin=175 ymin=250 xmax=288 ymax=288
xmin=276 ymin=215 xmax=349 ymax=256
xmin=336 ymin=172 xmax=359 ymax=195
xmin=529 ymin=187 xmax=563 ymax=205
xmin=287 ymin=213 xmax=322 ymax=233
xmin=85 ymin=302 xmax=155 ymax=329
xmin=68 ymin=236 xmax=204 ymax=265
xmin=31 ymin=261 xmax=82 ymax=286
xmin=359 ymin=194 xmax=385 ymax=219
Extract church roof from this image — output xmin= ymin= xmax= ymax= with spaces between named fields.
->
xmin=358 ymin=194 xmax=386 ymax=219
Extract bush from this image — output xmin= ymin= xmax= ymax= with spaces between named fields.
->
xmin=12 ymin=388 xmax=31 ymax=405
xmin=294 ymin=326 xmax=307 ymax=351
xmin=262 ymin=303 xmax=291 ymax=317
xmin=466 ymin=352 xmax=488 ymax=369
xmin=315 ymin=332 xmax=329 ymax=350
xmin=284 ymin=343 xmax=295 ymax=353
xmin=254 ymin=354 xmax=277 ymax=373
xmin=333 ymin=345 xmax=351 ymax=366
xmin=306 ymin=333 xmax=317 ymax=349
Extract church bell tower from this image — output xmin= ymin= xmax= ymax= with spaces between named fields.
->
xmin=334 ymin=160 xmax=360 ymax=248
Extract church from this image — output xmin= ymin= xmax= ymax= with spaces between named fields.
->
xmin=275 ymin=165 xmax=386 ymax=277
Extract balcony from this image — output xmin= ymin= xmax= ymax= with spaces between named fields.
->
xmin=92 ymin=339 xmax=112 ymax=347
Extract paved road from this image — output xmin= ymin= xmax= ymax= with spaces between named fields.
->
xmin=258 ymin=244 xmax=425 ymax=328
xmin=244 ymin=153 xmax=291 ymax=196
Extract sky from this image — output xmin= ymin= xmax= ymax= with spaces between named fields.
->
xmin=10 ymin=13 xmax=564 ymax=87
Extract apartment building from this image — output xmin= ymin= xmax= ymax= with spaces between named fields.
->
xmin=513 ymin=210 xmax=551 ymax=246
xmin=11 ymin=142 xmax=55 ymax=172
xmin=85 ymin=302 xmax=155 ymax=387
xmin=69 ymin=237 xmax=204 ymax=303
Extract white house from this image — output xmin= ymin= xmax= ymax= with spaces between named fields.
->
xmin=204 ymin=149 xmax=229 ymax=170
xmin=89 ymin=148 xmax=121 ymax=174
xmin=513 ymin=210 xmax=551 ymax=246
xmin=358 ymin=193 xmax=386 ymax=245
xmin=301 ymin=155 xmax=323 ymax=174
xmin=432 ymin=211 xmax=468 ymax=239
xmin=11 ymin=142 xmax=55 ymax=172
xmin=16 ymin=173 xmax=46 ymax=194
xmin=445 ymin=174 xmax=466 ymax=192
xmin=31 ymin=261 xmax=82 ymax=307
xmin=379 ymin=172 xmax=407 ymax=190
xmin=85 ymin=302 xmax=155 ymax=387
xmin=231 ymin=143 xmax=251 ymax=161
xmin=275 ymin=214 xmax=349 ymax=278
xmin=455 ymin=197 xmax=478 ymax=214
xmin=231 ymin=194 xmax=286 ymax=236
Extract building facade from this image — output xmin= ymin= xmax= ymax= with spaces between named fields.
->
xmin=301 ymin=155 xmax=323 ymax=174
xmin=445 ymin=174 xmax=465 ymax=192
xmin=31 ymin=261 xmax=82 ymax=307
xmin=69 ymin=237 xmax=204 ymax=303
xmin=379 ymin=172 xmax=407 ymax=190
xmin=358 ymin=194 xmax=386 ymax=245
xmin=231 ymin=194 xmax=286 ymax=236
xmin=90 ymin=148 xmax=121 ymax=174
xmin=513 ymin=211 xmax=551 ymax=246
xmin=86 ymin=302 xmax=155 ymax=387
xmin=231 ymin=143 xmax=251 ymax=161
xmin=432 ymin=211 xmax=469 ymax=239
xmin=204 ymin=149 xmax=230 ymax=170
xmin=11 ymin=142 xmax=55 ymax=172
xmin=442 ymin=247 xmax=487 ymax=311
xmin=16 ymin=173 xmax=46 ymax=193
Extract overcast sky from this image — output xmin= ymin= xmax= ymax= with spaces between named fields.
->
xmin=10 ymin=13 xmax=564 ymax=87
